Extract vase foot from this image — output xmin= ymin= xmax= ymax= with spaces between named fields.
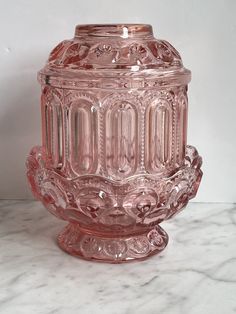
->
xmin=57 ymin=224 xmax=169 ymax=263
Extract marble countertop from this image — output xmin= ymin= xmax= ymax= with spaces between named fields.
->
xmin=0 ymin=200 xmax=236 ymax=314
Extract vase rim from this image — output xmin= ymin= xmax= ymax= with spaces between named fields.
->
xmin=75 ymin=24 xmax=153 ymax=39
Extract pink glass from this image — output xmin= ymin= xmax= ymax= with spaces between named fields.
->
xmin=26 ymin=24 xmax=202 ymax=263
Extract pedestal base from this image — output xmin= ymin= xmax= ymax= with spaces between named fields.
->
xmin=57 ymin=224 xmax=169 ymax=263
xmin=27 ymin=145 xmax=202 ymax=263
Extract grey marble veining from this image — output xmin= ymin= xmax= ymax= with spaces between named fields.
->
xmin=0 ymin=200 xmax=236 ymax=314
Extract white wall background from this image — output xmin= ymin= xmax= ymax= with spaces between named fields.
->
xmin=0 ymin=0 xmax=235 ymax=202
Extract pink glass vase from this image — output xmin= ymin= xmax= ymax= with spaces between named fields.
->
xmin=26 ymin=24 xmax=202 ymax=263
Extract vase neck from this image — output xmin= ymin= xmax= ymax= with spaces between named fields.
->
xmin=75 ymin=24 xmax=154 ymax=39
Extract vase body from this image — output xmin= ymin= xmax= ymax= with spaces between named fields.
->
xmin=26 ymin=24 xmax=202 ymax=263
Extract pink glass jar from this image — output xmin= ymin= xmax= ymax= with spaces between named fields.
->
xmin=26 ymin=24 xmax=202 ymax=263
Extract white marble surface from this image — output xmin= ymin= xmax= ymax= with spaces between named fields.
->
xmin=0 ymin=200 xmax=236 ymax=314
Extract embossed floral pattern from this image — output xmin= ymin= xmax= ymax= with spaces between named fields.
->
xmin=46 ymin=38 xmax=182 ymax=70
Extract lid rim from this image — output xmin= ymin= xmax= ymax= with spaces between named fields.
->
xmin=38 ymin=67 xmax=191 ymax=90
